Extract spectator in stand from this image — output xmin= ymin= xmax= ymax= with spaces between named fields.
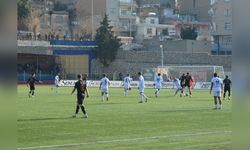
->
xmin=51 ymin=34 xmax=55 ymax=40
xmin=29 ymin=33 xmax=32 ymax=40
xmin=37 ymin=33 xmax=41 ymax=40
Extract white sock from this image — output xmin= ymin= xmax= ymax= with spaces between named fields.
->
xmin=157 ymin=90 xmax=160 ymax=95
xmin=102 ymin=95 xmax=104 ymax=101
xmin=140 ymin=94 xmax=144 ymax=101
xmin=125 ymin=90 xmax=128 ymax=96
xmin=142 ymin=93 xmax=148 ymax=99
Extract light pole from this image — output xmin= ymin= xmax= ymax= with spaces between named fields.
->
xmin=91 ymin=0 xmax=94 ymax=40
xmin=191 ymin=41 xmax=194 ymax=65
xmin=160 ymin=44 xmax=163 ymax=67
xmin=129 ymin=0 xmax=133 ymax=38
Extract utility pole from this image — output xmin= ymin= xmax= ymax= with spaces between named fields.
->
xmin=91 ymin=0 xmax=94 ymax=40
xmin=160 ymin=45 xmax=163 ymax=67
xmin=129 ymin=0 xmax=133 ymax=39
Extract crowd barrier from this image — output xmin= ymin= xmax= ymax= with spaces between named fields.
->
xmin=59 ymin=80 xmax=212 ymax=90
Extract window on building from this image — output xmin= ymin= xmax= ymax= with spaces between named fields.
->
xmin=150 ymin=19 xmax=155 ymax=24
xmin=222 ymin=36 xmax=232 ymax=45
xmin=225 ymin=22 xmax=232 ymax=30
xmin=120 ymin=9 xmax=128 ymax=16
xmin=110 ymin=8 xmax=117 ymax=14
xmin=224 ymin=9 xmax=231 ymax=16
xmin=210 ymin=0 xmax=216 ymax=5
xmin=55 ymin=16 xmax=63 ymax=24
xmin=120 ymin=0 xmax=132 ymax=3
xmin=147 ymin=28 xmax=153 ymax=34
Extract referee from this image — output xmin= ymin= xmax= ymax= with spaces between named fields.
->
xmin=223 ymin=75 xmax=232 ymax=100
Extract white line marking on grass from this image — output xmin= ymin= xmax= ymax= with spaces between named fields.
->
xmin=18 ymin=130 xmax=232 ymax=150
xmin=175 ymin=141 xmax=232 ymax=150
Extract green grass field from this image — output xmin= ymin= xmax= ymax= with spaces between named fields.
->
xmin=18 ymin=85 xmax=232 ymax=150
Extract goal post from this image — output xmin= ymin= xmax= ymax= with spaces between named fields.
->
xmin=155 ymin=65 xmax=225 ymax=82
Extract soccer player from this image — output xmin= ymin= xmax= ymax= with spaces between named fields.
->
xmin=123 ymin=74 xmax=132 ymax=96
xmin=71 ymin=74 xmax=89 ymax=118
xmin=172 ymin=77 xmax=183 ymax=96
xmin=154 ymin=73 xmax=163 ymax=97
xmin=185 ymin=73 xmax=193 ymax=97
xmin=138 ymin=72 xmax=149 ymax=103
xmin=27 ymin=73 xmax=40 ymax=98
xmin=99 ymin=74 xmax=110 ymax=102
xmin=210 ymin=73 xmax=223 ymax=110
xmin=179 ymin=73 xmax=186 ymax=89
xmin=52 ymin=74 xmax=60 ymax=92
xmin=223 ymin=75 xmax=232 ymax=100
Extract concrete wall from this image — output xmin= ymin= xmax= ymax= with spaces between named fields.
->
xmin=143 ymin=39 xmax=211 ymax=53
xmin=18 ymin=46 xmax=52 ymax=55
xmin=91 ymin=50 xmax=232 ymax=74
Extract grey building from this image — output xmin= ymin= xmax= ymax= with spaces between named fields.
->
xmin=210 ymin=0 xmax=232 ymax=55
xmin=106 ymin=0 xmax=137 ymax=37
xmin=177 ymin=0 xmax=211 ymax=22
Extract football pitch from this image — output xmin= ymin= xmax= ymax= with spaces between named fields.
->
xmin=18 ymin=85 xmax=232 ymax=150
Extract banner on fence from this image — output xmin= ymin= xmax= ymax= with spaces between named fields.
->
xmin=193 ymin=82 xmax=211 ymax=89
xmin=59 ymin=80 xmax=211 ymax=89
xmin=59 ymin=80 xmax=175 ymax=89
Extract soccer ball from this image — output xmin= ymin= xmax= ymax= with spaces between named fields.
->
xmin=185 ymin=93 xmax=189 ymax=97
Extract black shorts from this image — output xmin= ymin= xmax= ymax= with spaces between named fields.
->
xmin=185 ymin=84 xmax=190 ymax=88
xmin=224 ymin=87 xmax=231 ymax=92
xmin=77 ymin=93 xmax=85 ymax=105
xmin=30 ymin=85 xmax=35 ymax=91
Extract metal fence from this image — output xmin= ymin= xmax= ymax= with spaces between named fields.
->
xmin=17 ymin=72 xmax=124 ymax=82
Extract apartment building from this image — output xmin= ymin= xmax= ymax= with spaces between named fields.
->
xmin=177 ymin=0 xmax=210 ymax=22
xmin=210 ymin=0 xmax=232 ymax=55
xmin=107 ymin=0 xmax=137 ymax=38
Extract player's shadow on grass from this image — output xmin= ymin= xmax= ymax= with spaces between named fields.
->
xmin=18 ymin=117 xmax=73 ymax=122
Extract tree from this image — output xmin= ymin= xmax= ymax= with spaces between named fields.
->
xmin=180 ymin=27 xmax=198 ymax=40
xmin=94 ymin=14 xmax=121 ymax=67
xmin=18 ymin=0 xmax=31 ymax=30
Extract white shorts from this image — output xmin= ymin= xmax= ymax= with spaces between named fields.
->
xmin=155 ymin=85 xmax=161 ymax=90
xmin=124 ymin=85 xmax=130 ymax=90
xmin=102 ymin=88 xmax=108 ymax=93
xmin=213 ymin=91 xmax=221 ymax=97
xmin=176 ymin=87 xmax=182 ymax=92
xmin=139 ymin=88 xmax=144 ymax=93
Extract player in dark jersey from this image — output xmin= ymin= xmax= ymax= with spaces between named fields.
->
xmin=185 ymin=72 xmax=193 ymax=97
xmin=179 ymin=74 xmax=186 ymax=96
xmin=27 ymin=73 xmax=40 ymax=98
xmin=223 ymin=75 xmax=232 ymax=100
xmin=179 ymin=74 xmax=186 ymax=88
xmin=71 ymin=74 xmax=89 ymax=118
